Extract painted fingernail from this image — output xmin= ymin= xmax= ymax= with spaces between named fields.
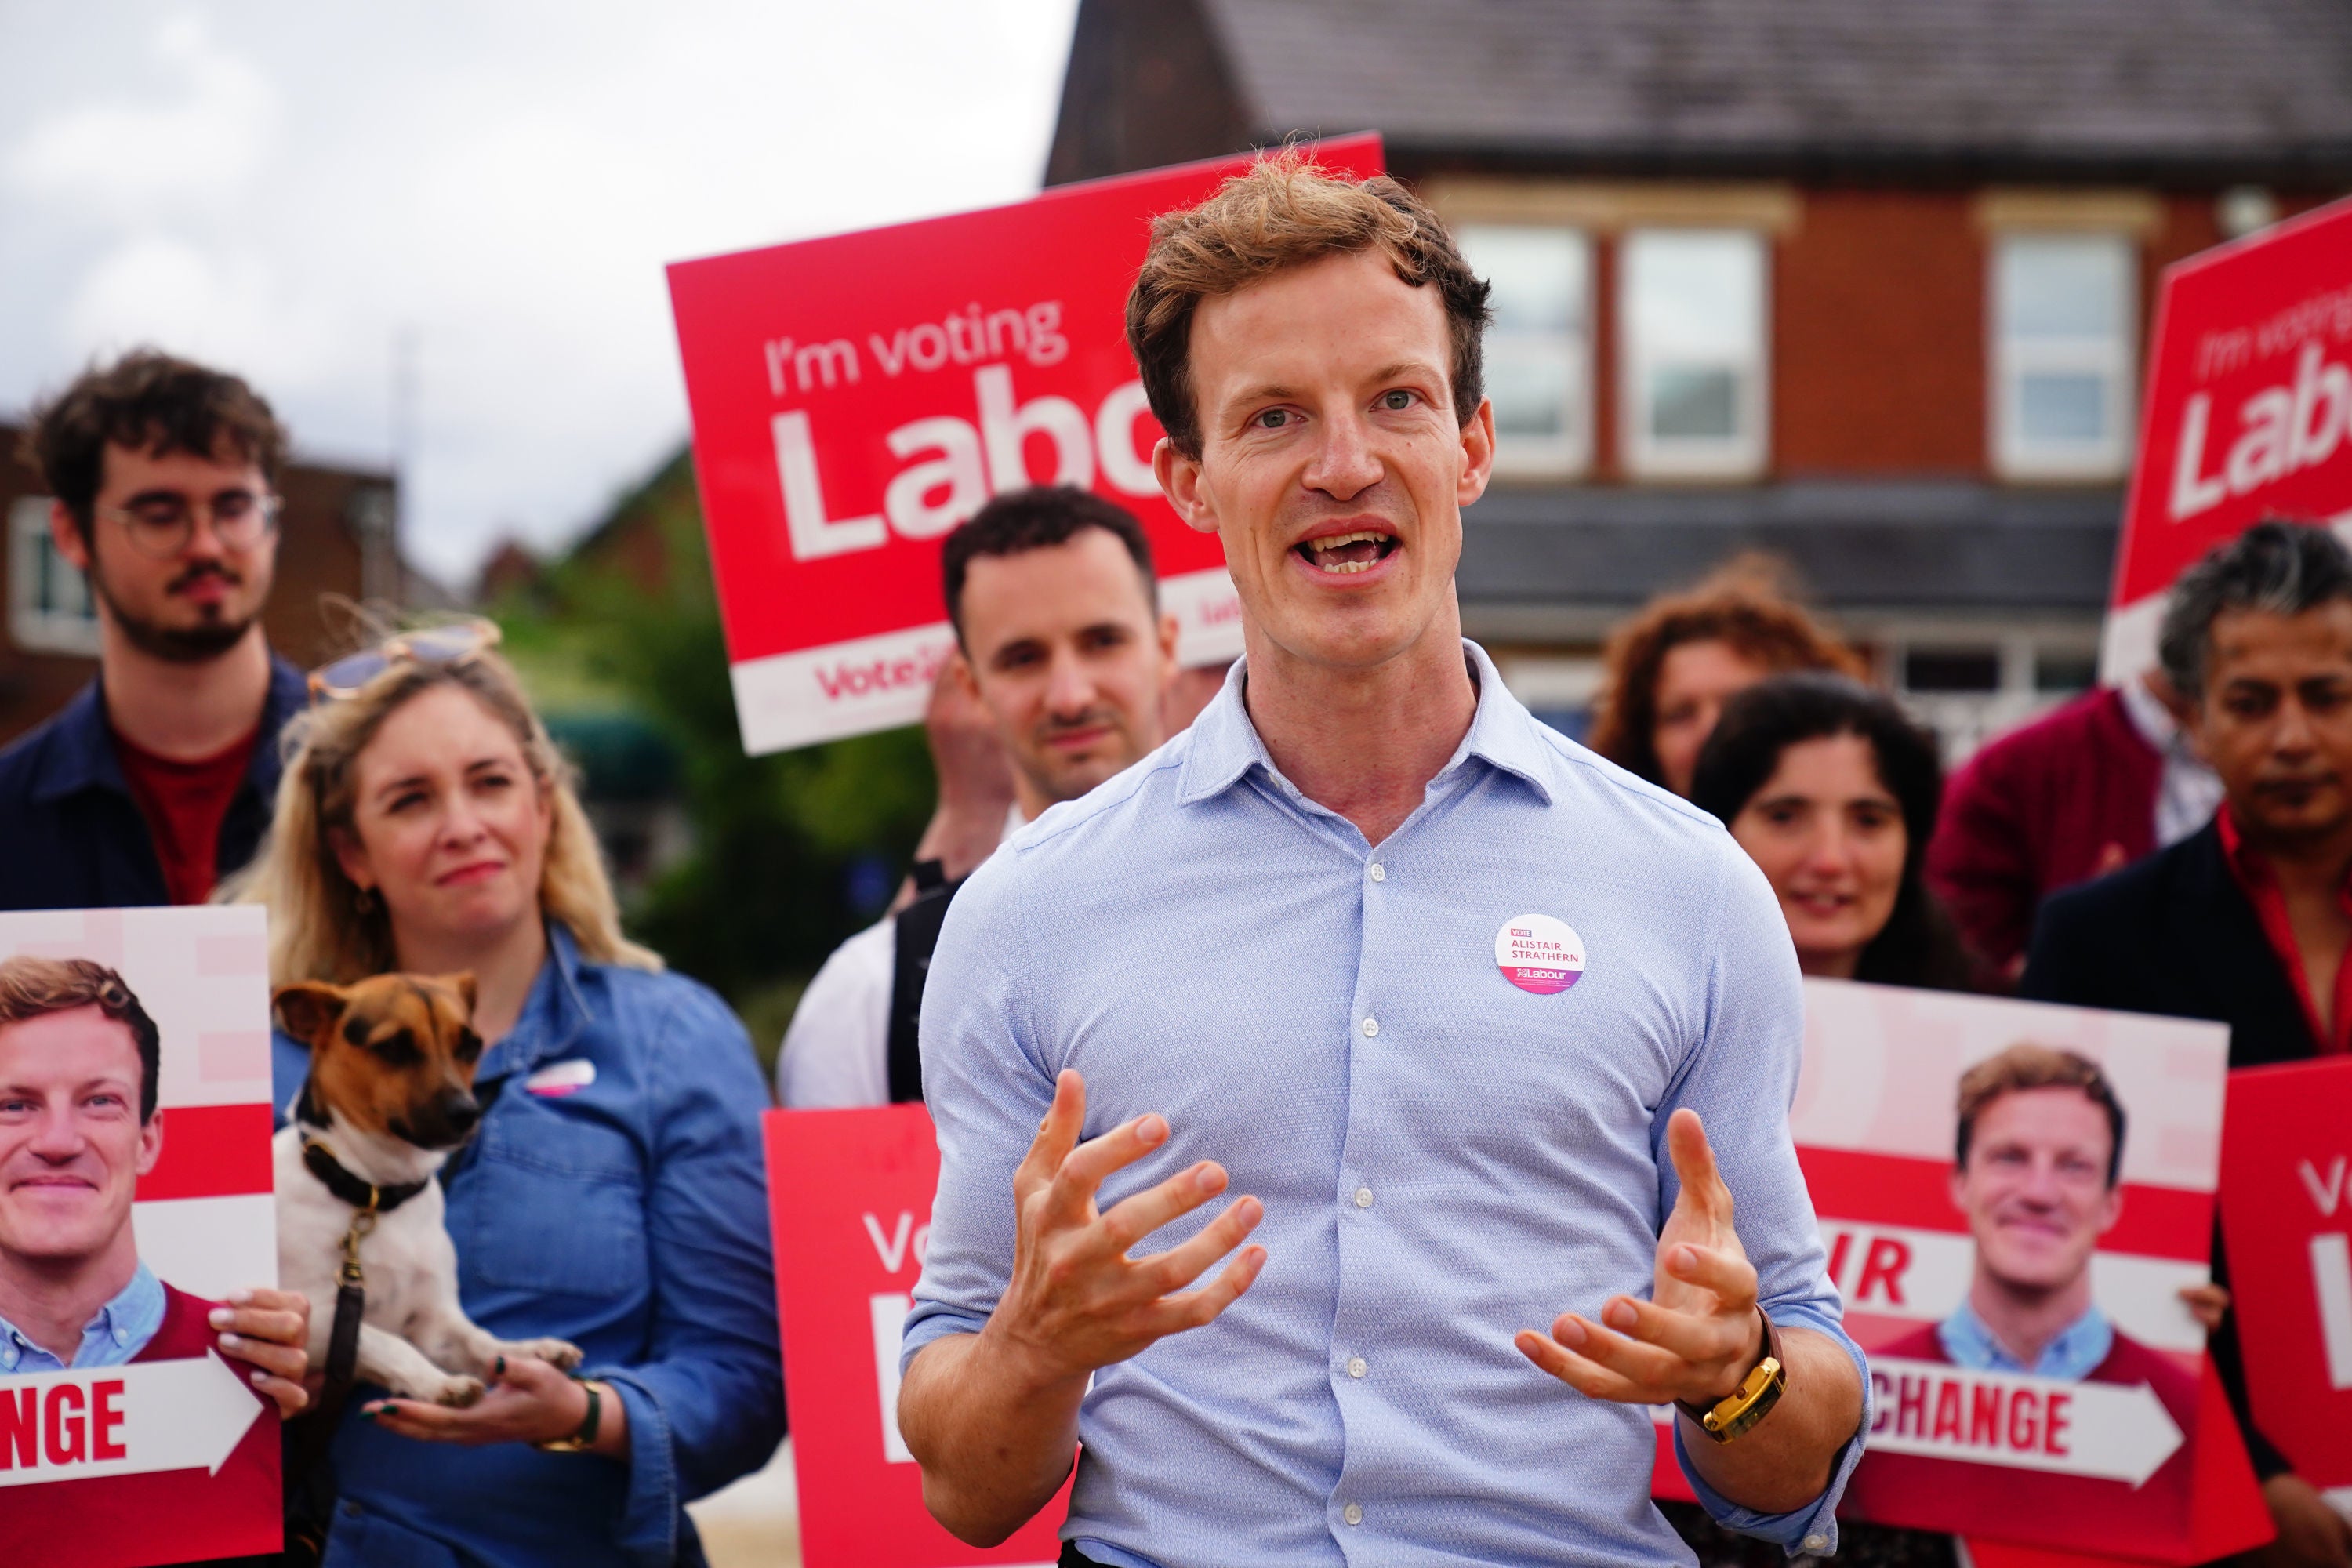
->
xmin=1605 ymin=1301 xmax=1638 ymax=1330
xmin=495 ymin=1356 xmax=506 ymax=1376
xmin=226 ymin=1288 xmax=254 ymax=1305
xmin=360 ymin=1405 xmax=380 ymax=1420
xmin=209 ymin=1308 xmax=233 ymax=1328
xmin=250 ymin=1370 xmax=270 ymax=1387
xmin=219 ymin=1333 xmax=245 ymax=1349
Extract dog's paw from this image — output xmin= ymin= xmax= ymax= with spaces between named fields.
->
xmin=433 ymin=1375 xmax=485 ymax=1409
xmin=508 ymin=1337 xmax=584 ymax=1371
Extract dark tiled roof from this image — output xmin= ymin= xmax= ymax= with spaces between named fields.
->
xmin=1202 ymin=0 xmax=2352 ymax=175
xmin=1459 ymin=481 xmax=2120 ymax=612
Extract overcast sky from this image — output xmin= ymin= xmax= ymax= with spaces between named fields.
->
xmin=0 ymin=2 xmax=1080 ymax=583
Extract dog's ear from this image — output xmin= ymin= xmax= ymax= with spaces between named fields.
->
xmin=273 ymin=982 xmax=347 ymax=1048
xmin=441 ymin=971 xmax=478 ymax=1020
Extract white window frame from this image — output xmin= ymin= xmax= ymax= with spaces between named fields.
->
xmin=1618 ymin=228 xmax=1769 ymax=481
xmin=1455 ymin=223 xmax=1593 ymax=479
xmin=1991 ymin=233 xmax=2136 ymax=481
xmin=9 ymin=496 xmax=101 ymax=657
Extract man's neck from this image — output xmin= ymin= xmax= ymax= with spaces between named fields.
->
xmin=2238 ymin=810 xmax=2352 ymax=903
xmin=1967 ymin=1270 xmax=2094 ymax=1370
xmin=100 ymin=621 xmax=272 ymax=762
xmin=1240 ymin=611 xmax=1479 ymax=848
xmin=395 ymin=913 xmax=549 ymax=1047
xmin=0 ymin=1241 xmax=139 ymax=1364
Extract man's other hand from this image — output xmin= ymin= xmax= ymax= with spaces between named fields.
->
xmin=211 ymin=1287 xmax=311 ymax=1418
xmin=1516 ymin=1108 xmax=1766 ymax=1408
xmin=982 ymin=1069 xmax=1265 ymax=1391
xmin=2259 ymin=1473 xmax=2352 ymax=1567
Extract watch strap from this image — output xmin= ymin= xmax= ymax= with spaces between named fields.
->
xmin=535 ymin=1378 xmax=603 ymax=1453
xmin=1677 ymin=1309 xmax=1786 ymax=1444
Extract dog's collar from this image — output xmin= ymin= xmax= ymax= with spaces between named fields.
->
xmin=300 ymin=1135 xmax=430 ymax=1216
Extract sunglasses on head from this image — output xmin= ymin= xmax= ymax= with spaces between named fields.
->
xmin=307 ymin=619 xmax=503 ymax=704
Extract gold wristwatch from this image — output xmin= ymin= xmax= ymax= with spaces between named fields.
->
xmin=1677 ymin=1310 xmax=1786 ymax=1443
xmin=536 ymin=1378 xmax=608 ymax=1454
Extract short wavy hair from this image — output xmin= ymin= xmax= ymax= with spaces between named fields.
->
xmin=0 ymin=956 xmax=163 ymax=1122
xmin=1127 ymin=151 xmax=1491 ymax=459
xmin=21 ymin=348 xmax=286 ymax=538
xmin=1955 ymin=1044 xmax=2126 ymax=1188
xmin=2158 ymin=520 xmax=2352 ymax=700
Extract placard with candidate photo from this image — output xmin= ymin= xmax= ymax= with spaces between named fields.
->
xmin=1788 ymin=979 xmax=2264 ymax=1561
xmin=0 ymin=905 xmax=280 ymax=1566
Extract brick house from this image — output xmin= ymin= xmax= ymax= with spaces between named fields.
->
xmin=0 ymin=422 xmax=406 ymax=748
xmin=1045 ymin=0 xmax=2352 ymax=750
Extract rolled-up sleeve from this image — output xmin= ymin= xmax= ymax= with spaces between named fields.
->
xmin=902 ymin=854 xmax=1051 ymax=1372
xmin=1659 ymin=842 xmax=1871 ymax=1554
xmin=596 ymin=985 xmax=786 ymax=1565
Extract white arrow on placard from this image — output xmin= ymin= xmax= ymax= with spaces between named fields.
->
xmin=1864 ymin=1356 xmax=2183 ymax=1486
xmin=0 ymin=1351 xmax=263 ymax=1487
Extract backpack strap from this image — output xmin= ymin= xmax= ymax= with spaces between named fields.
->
xmin=887 ymin=863 xmax=967 ymax=1105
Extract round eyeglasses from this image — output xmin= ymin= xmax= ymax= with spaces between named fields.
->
xmin=307 ymin=619 xmax=503 ymax=704
xmin=96 ymin=491 xmax=282 ymax=559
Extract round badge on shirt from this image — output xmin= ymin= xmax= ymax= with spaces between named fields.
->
xmin=1495 ymin=913 xmax=1586 ymax=995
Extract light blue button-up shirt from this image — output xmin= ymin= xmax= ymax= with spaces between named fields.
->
xmin=908 ymin=642 xmax=1867 ymax=1568
xmin=1937 ymin=1299 xmax=2114 ymax=1381
xmin=0 ymin=1260 xmax=165 ymax=1371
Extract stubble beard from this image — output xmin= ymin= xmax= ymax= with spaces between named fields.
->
xmin=91 ymin=564 xmax=260 ymax=664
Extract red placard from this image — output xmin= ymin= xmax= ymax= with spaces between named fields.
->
xmin=1655 ymin=980 xmax=2268 ymax=1562
xmin=2101 ymin=195 xmax=2352 ymax=681
xmin=2219 ymin=1056 xmax=2352 ymax=1488
xmin=763 ymin=1105 xmax=1070 ymax=1566
xmin=669 ymin=136 xmax=1385 ymax=753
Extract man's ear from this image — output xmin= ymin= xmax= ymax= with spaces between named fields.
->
xmin=136 ymin=1107 xmax=165 ymax=1178
xmin=1156 ymin=613 xmax=1182 ymax=688
xmin=1456 ymin=397 xmax=1497 ymax=507
xmin=273 ymin=982 xmax=347 ymax=1048
xmin=946 ymin=645 xmax=982 ymax=707
xmin=48 ymin=499 xmax=92 ymax=573
xmin=1947 ymin=1163 xmax=1969 ymax=1217
xmin=2098 ymin=1181 xmax=2126 ymax=1238
xmin=1152 ymin=437 xmax=1217 ymax=535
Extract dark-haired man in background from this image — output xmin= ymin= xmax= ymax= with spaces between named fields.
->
xmin=2024 ymin=520 xmax=2352 ymax=1566
xmin=778 ymin=485 xmax=1180 ymax=1108
xmin=0 ymin=350 xmax=308 ymax=911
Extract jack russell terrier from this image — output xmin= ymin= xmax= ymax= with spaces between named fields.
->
xmin=274 ymin=972 xmax=582 ymax=1406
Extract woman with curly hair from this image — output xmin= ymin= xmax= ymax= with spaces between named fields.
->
xmin=1588 ymin=554 xmax=1866 ymax=797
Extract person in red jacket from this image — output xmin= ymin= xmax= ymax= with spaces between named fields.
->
xmin=1926 ymin=667 xmax=2220 ymax=975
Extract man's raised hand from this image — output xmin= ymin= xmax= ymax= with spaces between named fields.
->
xmin=1516 ymin=1108 xmax=1766 ymax=1410
xmin=982 ymin=1069 xmax=1265 ymax=1391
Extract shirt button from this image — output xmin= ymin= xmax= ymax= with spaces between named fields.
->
xmin=1354 ymin=1186 xmax=1374 ymax=1209
xmin=1368 ymin=862 xmax=1385 ymax=882
xmin=1361 ymin=1017 xmax=1379 ymax=1038
xmin=1347 ymin=1355 xmax=1367 ymax=1379
xmin=113 ymin=1327 xmax=129 ymax=1345
xmin=1344 ymin=1503 xmax=1364 ymax=1526
xmin=1803 ymin=1534 xmax=1828 ymax=1552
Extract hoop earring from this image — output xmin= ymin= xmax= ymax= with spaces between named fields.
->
xmin=354 ymin=885 xmax=378 ymax=916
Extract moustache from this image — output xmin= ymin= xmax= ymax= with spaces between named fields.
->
xmin=1036 ymin=709 xmax=1119 ymax=742
xmin=167 ymin=562 xmax=243 ymax=595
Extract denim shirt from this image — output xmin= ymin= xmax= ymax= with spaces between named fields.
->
xmin=0 ymin=1260 xmax=165 ymax=1371
xmin=1938 ymin=1298 xmax=2115 ymax=1381
xmin=272 ymin=925 xmax=785 ymax=1568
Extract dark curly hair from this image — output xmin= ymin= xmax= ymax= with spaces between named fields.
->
xmin=20 ymin=347 xmax=285 ymax=539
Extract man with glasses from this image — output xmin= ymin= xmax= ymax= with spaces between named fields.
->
xmin=0 ymin=350 xmax=308 ymax=909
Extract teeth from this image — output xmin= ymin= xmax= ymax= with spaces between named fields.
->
xmin=1306 ymin=530 xmax=1392 ymax=553
xmin=1317 ymin=557 xmax=1376 ymax=573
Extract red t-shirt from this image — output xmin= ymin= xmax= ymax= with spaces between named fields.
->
xmin=2218 ymin=807 xmax=2352 ymax=1055
xmin=112 ymin=724 xmax=261 ymax=906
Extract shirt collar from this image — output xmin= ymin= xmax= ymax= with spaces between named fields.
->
xmin=481 ymin=922 xmax=593 ymax=1080
xmin=1936 ymin=1296 xmax=2113 ymax=1380
xmin=2115 ymin=677 xmax=2183 ymax=753
xmin=0 ymin=1261 xmax=165 ymax=1371
xmin=29 ymin=652 xmax=306 ymax=807
xmin=1175 ymin=639 xmax=1555 ymax=810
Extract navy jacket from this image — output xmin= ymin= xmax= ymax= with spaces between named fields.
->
xmin=2020 ymin=817 xmax=2310 ymax=1479
xmin=0 ymin=655 xmax=308 ymax=910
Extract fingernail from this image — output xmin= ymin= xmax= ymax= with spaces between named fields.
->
xmin=495 ymin=1356 xmax=506 ymax=1376
xmin=1674 ymin=1246 xmax=1697 ymax=1272
xmin=1236 ymin=1196 xmax=1262 ymax=1223
xmin=1137 ymin=1115 xmax=1167 ymax=1143
xmin=360 ymin=1405 xmax=379 ymax=1420
xmin=1556 ymin=1318 xmax=1588 ymax=1347
xmin=227 ymin=1288 xmax=254 ymax=1305
xmin=250 ymin=1370 xmax=269 ymax=1387
xmin=208 ymin=1308 xmax=233 ymax=1328
xmin=1195 ymin=1164 xmax=1225 ymax=1192
xmin=1604 ymin=1301 xmax=1637 ymax=1330
xmin=219 ymin=1333 xmax=245 ymax=1349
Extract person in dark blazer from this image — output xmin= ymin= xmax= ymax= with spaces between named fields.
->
xmin=2024 ymin=520 xmax=2352 ymax=1568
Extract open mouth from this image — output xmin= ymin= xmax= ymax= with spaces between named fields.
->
xmin=1294 ymin=530 xmax=1398 ymax=575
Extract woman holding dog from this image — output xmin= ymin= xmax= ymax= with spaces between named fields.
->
xmin=237 ymin=622 xmax=783 ymax=1566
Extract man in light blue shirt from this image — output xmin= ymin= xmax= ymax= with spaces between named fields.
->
xmin=899 ymin=158 xmax=1867 ymax=1567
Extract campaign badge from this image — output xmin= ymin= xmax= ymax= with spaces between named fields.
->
xmin=1495 ymin=913 xmax=1586 ymax=996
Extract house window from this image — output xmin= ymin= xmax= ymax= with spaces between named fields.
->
xmin=1456 ymin=223 xmax=1591 ymax=477
xmin=1992 ymin=235 xmax=2135 ymax=479
xmin=8 ymin=496 xmax=100 ymax=657
xmin=1620 ymin=229 xmax=1768 ymax=478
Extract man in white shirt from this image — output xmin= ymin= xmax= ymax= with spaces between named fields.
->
xmin=778 ymin=487 xmax=1180 ymax=1107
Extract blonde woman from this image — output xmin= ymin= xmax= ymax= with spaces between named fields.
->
xmin=236 ymin=622 xmax=782 ymax=1567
